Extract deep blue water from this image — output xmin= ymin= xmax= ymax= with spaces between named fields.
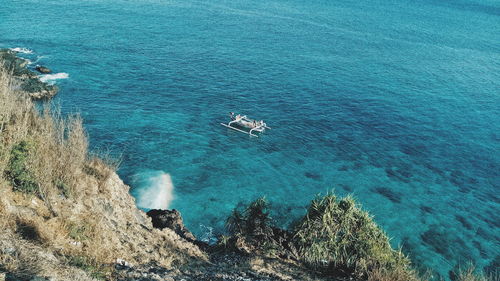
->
xmin=1 ymin=0 xmax=499 ymax=278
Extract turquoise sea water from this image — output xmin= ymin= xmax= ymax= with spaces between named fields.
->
xmin=1 ymin=0 xmax=499 ymax=278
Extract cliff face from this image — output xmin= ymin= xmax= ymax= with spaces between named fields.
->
xmin=0 ymin=164 xmax=206 ymax=280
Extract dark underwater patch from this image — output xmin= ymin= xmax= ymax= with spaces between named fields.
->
xmin=264 ymin=143 xmax=280 ymax=153
xmin=472 ymin=240 xmax=488 ymax=259
xmin=304 ymin=172 xmax=322 ymax=181
xmin=340 ymin=184 xmax=353 ymax=192
xmin=295 ymin=158 xmax=304 ymax=165
xmin=420 ymin=205 xmax=434 ymax=214
xmin=421 ymin=226 xmax=452 ymax=259
xmin=373 ymin=186 xmax=402 ymax=204
xmin=449 ymin=170 xmax=477 ymax=193
xmin=353 ymin=162 xmax=363 ymax=170
xmin=476 ymin=227 xmax=495 ymax=241
xmin=337 ymin=165 xmax=349 ymax=171
xmin=385 ymin=167 xmax=412 ymax=183
xmin=399 ymin=143 xmax=428 ymax=157
xmin=480 ymin=213 xmax=500 ymax=229
xmin=455 ymin=215 xmax=473 ymax=230
xmin=484 ymin=255 xmax=500 ymax=276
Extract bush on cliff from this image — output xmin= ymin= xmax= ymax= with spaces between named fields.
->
xmin=224 ymin=197 xmax=281 ymax=255
xmin=226 ymin=197 xmax=274 ymax=240
xmin=4 ymin=140 xmax=38 ymax=194
xmin=292 ymin=193 xmax=417 ymax=279
xmin=225 ymin=193 xmax=420 ymax=280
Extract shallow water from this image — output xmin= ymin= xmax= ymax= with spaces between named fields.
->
xmin=1 ymin=0 xmax=499 ymax=278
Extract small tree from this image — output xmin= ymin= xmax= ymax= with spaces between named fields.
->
xmin=226 ymin=197 xmax=273 ymax=239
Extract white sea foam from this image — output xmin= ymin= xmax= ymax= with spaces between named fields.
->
xmin=39 ymin=72 xmax=69 ymax=83
xmin=10 ymin=47 xmax=34 ymax=54
xmin=32 ymin=55 xmax=47 ymax=64
xmin=135 ymin=172 xmax=174 ymax=210
xmin=199 ymin=224 xmax=218 ymax=245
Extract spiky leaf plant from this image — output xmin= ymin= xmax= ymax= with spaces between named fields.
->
xmin=293 ymin=193 xmax=412 ymax=277
xmin=226 ymin=197 xmax=273 ymax=239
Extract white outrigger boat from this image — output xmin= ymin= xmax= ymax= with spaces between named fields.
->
xmin=221 ymin=113 xmax=271 ymax=137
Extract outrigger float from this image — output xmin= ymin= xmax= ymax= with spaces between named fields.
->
xmin=221 ymin=113 xmax=271 ymax=137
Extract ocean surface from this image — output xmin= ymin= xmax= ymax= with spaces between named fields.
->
xmin=1 ymin=0 xmax=499 ymax=278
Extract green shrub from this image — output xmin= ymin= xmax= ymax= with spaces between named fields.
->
xmin=4 ymin=141 xmax=38 ymax=194
xmin=292 ymin=193 xmax=411 ymax=277
xmin=226 ymin=197 xmax=273 ymax=240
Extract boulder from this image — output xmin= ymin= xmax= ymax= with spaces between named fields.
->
xmin=146 ymin=209 xmax=196 ymax=242
xmin=35 ymin=65 xmax=51 ymax=74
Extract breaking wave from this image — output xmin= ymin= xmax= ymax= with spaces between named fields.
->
xmin=10 ymin=47 xmax=33 ymax=54
xmin=133 ymin=171 xmax=174 ymax=210
xmin=39 ymin=72 xmax=69 ymax=83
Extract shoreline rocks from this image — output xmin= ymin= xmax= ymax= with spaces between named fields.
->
xmin=146 ymin=209 xmax=196 ymax=242
xmin=0 ymin=48 xmax=58 ymax=99
xmin=35 ymin=65 xmax=51 ymax=74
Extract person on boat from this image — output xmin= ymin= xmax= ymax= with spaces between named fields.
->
xmin=229 ymin=112 xmax=235 ymax=120
xmin=253 ymin=120 xmax=256 ymax=127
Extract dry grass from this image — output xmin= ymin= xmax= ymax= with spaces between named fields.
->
xmin=0 ymin=64 xmax=88 ymax=205
xmin=0 ymin=60 xmax=206 ymax=280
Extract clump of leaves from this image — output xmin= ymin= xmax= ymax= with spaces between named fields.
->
xmin=225 ymin=197 xmax=297 ymax=258
xmin=226 ymin=197 xmax=274 ymax=241
xmin=292 ymin=193 xmax=412 ymax=277
xmin=4 ymin=140 xmax=38 ymax=194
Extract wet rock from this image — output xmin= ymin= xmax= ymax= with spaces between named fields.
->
xmin=146 ymin=209 xmax=196 ymax=242
xmin=0 ymin=48 xmax=59 ymax=99
xmin=0 ymin=49 xmax=29 ymax=73
xmin=35 ymin=65 xmax=51 ymax=74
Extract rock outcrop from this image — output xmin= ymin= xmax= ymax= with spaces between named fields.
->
xmin=35 ymin=65 xmax=51 ymax=74
xmin=147 ymin=209 xmax=196 ymax=242
xmin=0 ymin=49 xmax=58 ymax=99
